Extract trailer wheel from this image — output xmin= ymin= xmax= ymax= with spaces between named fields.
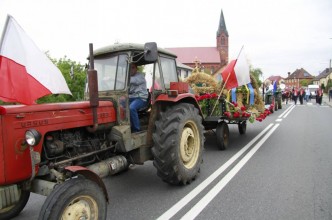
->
xmin=216 ymin=122 xmax=229 ymax=150
xmin=238 ymin=121 xmax=247 ymax=135
xmin=0 ymin=189 xmax=30 ymax=219
xmin=38 ymin=178 xmax=107 ymax=220
xmin=152 ymin=103 xmax=204 ymax=185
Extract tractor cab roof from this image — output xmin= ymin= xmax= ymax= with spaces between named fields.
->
xmin=92 ymin=43 xmax=177 ymax=66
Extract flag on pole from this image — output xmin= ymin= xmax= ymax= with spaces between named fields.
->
xmin=221 ymin=47 xmax=250 ymax=90
xmin=273 ymin=80 xmax=277 ymax=92
xmin=0 ymin=15 xmax=72 ymax=105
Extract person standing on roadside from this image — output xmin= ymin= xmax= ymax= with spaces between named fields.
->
xmin=317 ymin=88 xmax=323 ymax=105
xmin=293 ymin=87 xmax=298 ymax=105
xmin=305 ymin=87 xmax=310 ymax=102
xmin=299 ymin=88 xmax=304 ymax=104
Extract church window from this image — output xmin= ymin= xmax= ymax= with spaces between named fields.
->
xmin=221 ymin=36 xmax=225 ymax=45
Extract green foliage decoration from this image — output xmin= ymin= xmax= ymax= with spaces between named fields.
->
xmin=37 ymin=55 xmax=87 ymax=104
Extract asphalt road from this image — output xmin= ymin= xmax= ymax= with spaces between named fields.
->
xmin=13 ymin=101 xmax=332 ymax=220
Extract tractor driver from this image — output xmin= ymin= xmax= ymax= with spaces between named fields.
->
xmin=129 ymin=63 xmax=148 ymax=132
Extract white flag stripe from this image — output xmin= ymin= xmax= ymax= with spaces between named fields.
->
xmin=234 ymin=48 xmax=250 ymax=87
xmin=0 ymin=15 xmax=71 ymax=95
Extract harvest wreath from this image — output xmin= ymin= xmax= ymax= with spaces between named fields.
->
xmin=185 ymin=71 xmax=270 ymax=122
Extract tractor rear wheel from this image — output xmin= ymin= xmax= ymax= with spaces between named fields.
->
xmin=152 ymin=103 xmax=204 ymax=185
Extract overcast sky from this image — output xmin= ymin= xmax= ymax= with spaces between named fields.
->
xmin=1 ymin=0 xmax=332 ymax=78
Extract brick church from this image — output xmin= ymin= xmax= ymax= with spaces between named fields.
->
xmin=167 ymin=9 xmax=229 ymax=77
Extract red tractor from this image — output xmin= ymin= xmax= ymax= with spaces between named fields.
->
xmin=0 ymin=43 xmax=204 ymax=219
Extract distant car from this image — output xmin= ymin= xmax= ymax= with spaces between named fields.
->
xmin=308 ymin=84 xmax=319 ymax=99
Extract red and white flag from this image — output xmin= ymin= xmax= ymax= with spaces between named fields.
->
xmin=221 ymin=47 xmax=250 ymax=90
xmin=0 ymin=15 xmax=71 ymax=105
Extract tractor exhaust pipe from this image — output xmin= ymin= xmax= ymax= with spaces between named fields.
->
xmin=87 ymin=155 xmax=129 ymax=178
xmin=87 ymin=43 xmax=99 ymax=132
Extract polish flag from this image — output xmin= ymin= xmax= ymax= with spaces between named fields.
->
xmin=0 ymin=15 xmax=71 ymax=105
xmin=221 ymin=47 xmax=250 ymax=90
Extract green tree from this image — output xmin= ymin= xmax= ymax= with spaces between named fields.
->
xmin=327 ymin=79 xmax=332 ymax=92
xmin=37 ymin=55 xmax=87 ymax=104
xmin=300 ymin=79 xmax=311 ymax=87
xmin=250 ymin=66 xmax=263 ymax=87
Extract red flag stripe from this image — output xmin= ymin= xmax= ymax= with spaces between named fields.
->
xmin=0 ymin=56 xmax=51 ymax=104
xmin=221 ymin=59 xmax=238 ymax=90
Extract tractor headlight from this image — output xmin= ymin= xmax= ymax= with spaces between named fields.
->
xmin=25 ymin=129 xmax=41 ymax=146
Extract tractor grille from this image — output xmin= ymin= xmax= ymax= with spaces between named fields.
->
xmin=0 ymin=184 xmax=20 ymax=209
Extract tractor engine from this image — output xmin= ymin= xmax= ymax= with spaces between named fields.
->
xmin=41 ymin=127 xmax=117 ymax=170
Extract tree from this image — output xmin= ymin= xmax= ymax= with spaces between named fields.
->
xmin=300 ymin=79 xmax=311 ymax=87
xmin=250 ymin=66 xmax=263 ymax=87
xmin=37 ymin=55 xmax=87 ymax=104
xmin=327 ymin=79 xmax=332 ymax=93
xmin=1 ymin=54 xmax=87 ymax=105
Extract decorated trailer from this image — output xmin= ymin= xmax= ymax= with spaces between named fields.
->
xmin=185 ymin=62 xmax=270 ymax=150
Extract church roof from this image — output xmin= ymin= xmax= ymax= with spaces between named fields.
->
xmin=166 ymin=47 xmax=220 ymax=64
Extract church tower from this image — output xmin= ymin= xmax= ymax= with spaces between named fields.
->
xmin=216 ymin=9 xmax=229 ymax=67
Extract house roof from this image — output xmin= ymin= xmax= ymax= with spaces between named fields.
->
xmin=267 ymin=75 xmax=284 ymax=82
xmin=177 ymin=62 xmax=193 ymax=70
xmin=166 ymin=47 xmax=220 ymax=64
xmin=313 ymin=68 xmax=332 ymax=80
xmin=286 ymin=68 xmax=313 ymax=79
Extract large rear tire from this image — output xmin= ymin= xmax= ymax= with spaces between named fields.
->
xmin=38 ymin=178 xmax=107 ymax=220
xmin=152 ymin=103 xmax=204 ymax=185
xmin=0 ymin=188 xmax=30 ymax=219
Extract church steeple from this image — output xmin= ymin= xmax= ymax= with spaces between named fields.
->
xmin=217 ymin=9 xmax=228 ymax=38
xmin=216 ymin=9 xmax=229 ymax=67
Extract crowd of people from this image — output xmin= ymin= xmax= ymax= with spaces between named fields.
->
xmin=282 ymin=87 xmax=324 ymax=105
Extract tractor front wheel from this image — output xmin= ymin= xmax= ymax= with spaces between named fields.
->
xmin=38 ymin=178 xmax=107 ymax=220
xmin=152 ymin=103 xmax=204 ymax=185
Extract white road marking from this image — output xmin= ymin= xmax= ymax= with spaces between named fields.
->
xmin=282 ymin=105 xmax=296 ymax=119
xmin=276 ymin=118 xmax=282 ymax=122
xmin=278 ymin=104 xmax=294 ymax=118
xmin=180 ymin=124 xmax=280 ymax=220
xmin=156 ymin=123 xmax=274 ymax=220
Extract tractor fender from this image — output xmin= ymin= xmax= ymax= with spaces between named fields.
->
xmin=64 ymin=166 xmax=109 ymax=202
xmin=155 ymin=93 xmax=203 ymax=116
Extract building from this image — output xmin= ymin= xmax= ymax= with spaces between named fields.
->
xmin=167 ymin=9 xmax=229 ymax=76
xmin=177 ymin=62 xmax=193 ymax=80
xmin=284 ymin=68 xmax=314 ymax=88
xmin=312 ymin=68 xmax=332 ymax=88
xmin=264 ymin=75 xmax=285 ymax=85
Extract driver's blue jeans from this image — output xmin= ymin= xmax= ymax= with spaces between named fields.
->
xmin=129 ymin=97 xmax=147 ymax=132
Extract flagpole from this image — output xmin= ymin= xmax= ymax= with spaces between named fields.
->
xmin=0 ymin=15 xmax=10 ymax=51
xmin=209 ymin=71 xmax=231 ymax=116
xmin=209 ymin=45 xmax=245 ymax=116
